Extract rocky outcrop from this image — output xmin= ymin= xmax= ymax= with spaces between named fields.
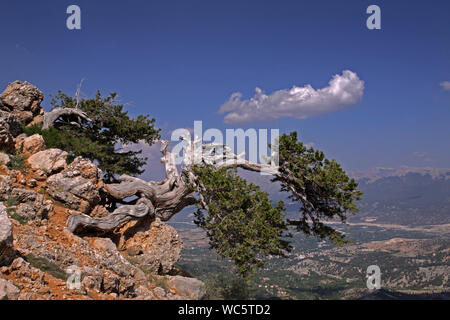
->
xmin=123 ymin=218 xmax=183 ymax=275
xmin=0 ymin=110 xmax=21 ymax=153
xmin=28 ymin=149 xmax=68 ymax=173
xmin=0 ymin=153 xmax=10 ymax=166
xmin=10 ymin=188 xmax=53 ymax=220
xmin=0 ymin=110 xmax=21 ymax=137
xmin=167 ymin=276 xmax=205 ymax=300
xmin=0 ymin=80 xmax=206 ymax=300
xmin=47 ymin=157 xmax=102 ymax=213
xmin=0 ymin=278 xmax=20 ymax=300
xmin=0 ymin=81 xmax=44 ymax=126
xmin=0 ymin=175 xmax=12 ymax=201
xmin=0 ymin=203 xmax=14 ymax=266
xmin=15 ymin=134 xmax=46 ymax=157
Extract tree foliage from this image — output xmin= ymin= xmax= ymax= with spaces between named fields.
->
xmin=274 ymin=131 xmax=363 ymax=244
xmin=24 ymin=91 xmax=160 ymax=183
xmin=20 ymin=88 xmax=362 ymax=279
xmin=192 ymin=165 xmax=292 ymax=278
xmin=191 ymin=132 xmax=362 ymax=278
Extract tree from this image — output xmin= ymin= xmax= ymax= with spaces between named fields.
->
xmin=24 ymin=91 xmax=160 ymax=183
xmin=192 ymin=164 xmax=291 ymax=277
xmin=65 ymin=123 xmax=362 ymax=278
xmin=275 ymin=132 xmax=362 ymax=245
xmin=28 ymin=89 xmax=362 ymax=279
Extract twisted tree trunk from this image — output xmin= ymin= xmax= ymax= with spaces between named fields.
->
xmin=43 ymin=107 xmax=92 ymax=129
xmin=67 ymin=201 xmax=151 ymax=233
xmin=67 ymin=134 xmax=280 ymax=234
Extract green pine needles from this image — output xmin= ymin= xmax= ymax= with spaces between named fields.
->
xmin=192 ymin=165 xmax=292 ymax=278
xmin=23 ymin=91 xmax=160 ymax=183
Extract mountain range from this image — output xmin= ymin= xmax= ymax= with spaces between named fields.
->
xmin=239 ymin=166 xmax=450 ymax=227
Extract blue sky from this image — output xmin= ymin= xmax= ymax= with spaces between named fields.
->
xmin=1 ymin=0 xmax=449 ymax=171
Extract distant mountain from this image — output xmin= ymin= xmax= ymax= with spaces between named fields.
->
xmin=350 ymin=166 xmax=450 ymax=226
xmin=350 ymin=166 xmax=450 ymax=184
xmin=240 ymin=166 xmax=450 ymax=227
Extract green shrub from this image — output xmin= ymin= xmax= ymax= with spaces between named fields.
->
xmin=7 ymin=154 xmax=30 ymax=173
xmin=6 ymin=196 xmax=18 ymax=207
xmin=24 ymin=254 xmax=67 ymax=281
xmin=22 ymin=89 xmax=160 ymax=184
xmin=9 ymin=211 xmax=28 ymax=225
xmin=203 ymin=273 xmax=252 ymax=300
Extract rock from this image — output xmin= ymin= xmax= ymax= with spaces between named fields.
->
xmin=0 ymin=203 xmax=14 ymax=266
xmin=92 ymin=238 xmax=117 ymax=252
xmin=47 ymin=157 xmax=101 ymax=213
xmin=81 ymin=266 xmax=103 ymax=292
xmin=28 ymin=179 xmax=37 ymax=188
xmin=0 ymin=109 xmax=22 ymax=153
xmin=28 ymin=148 xmax=68 ymax=173
xmin=11 ymin=188 xmax=38 ymax=203
xmin=0 ymin=81 xmax=44 ymax=126
xmin=16 ymin=134 xmax=46 ymax=156
xmin=135 ymin=285 xmax=155 ymax=300
xmin=0 ymin=278 xmax=20 ymax=300
xmin=9 ymin=257 xmax=26 ymax=271
xmin=34 ymin=170 xmax=47 ymax=181
xmin=118 ymin=277 xmax=135 ymax=297
xmin=0 ymin=176 xmax=12 ymax=201
xmin=167 ymin=276 xmax=205 ymax=300
xmin=10 ymin=188 xmax=52 ymax=220
xmin=28 ymin=114 xmax=44 ymax=127
xmin=0 ymin=102 xmax=8 ymax=112
xmin=102 ymin=272 xmax=120 ymax=294
xmin=123 ymin=219 xmax=182 ymax=275
xmin=153 ymin=286 xmax=166 ymax=298
xmin=0 ymin=110 xmax=21 ymax=137
xmin=0 ymin=153 xmax=10 ymax=166
xmin=0 ymin=132 xmax=14 ymax=153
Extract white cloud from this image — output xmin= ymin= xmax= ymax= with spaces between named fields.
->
xmin=440 ymin=81 xmax=450 ymax=91
xmin=218 ymin=70 xmax=364 ymax=124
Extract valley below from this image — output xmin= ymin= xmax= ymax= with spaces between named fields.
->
xmin=169 ymin=212 xmax=450 ymax=300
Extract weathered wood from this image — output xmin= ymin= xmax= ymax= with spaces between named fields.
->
xmin=67 ymin=136 xmax=281 ymax=234
xmin=67 ymin=202 xmax=151 ymax=233
xmin=43 ymin=107 xmax=92 ymax=129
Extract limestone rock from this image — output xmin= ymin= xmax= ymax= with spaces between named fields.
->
xmin=0 ymin=110 xmax=21 ymax=137
xmin=47 ymin=157 xmax=101 ymax=213
xmin=0 ymin=153 xmax=10 ymax=166
xmin=124 ymin=219 xmax=182 ymax=275
xmin=167 ymin=276 xmax=205 ymax=300
xmin=0 ymin=81 xmax=44 ymax=126
xmin=0 ymin=203 xmax=14 ymax=266
xmin=16 ymin=134 xmax=46 ymax=156
xmin=0 ymin=132 xmax=14 ymax=154
xmin=92 ymin=238 xmax=117 ymax=252
xmin=135 ymin=285 xmax=155 ymax=300
xmin=81 ymin=266 xmax=103 ymax=292
xmin=28 ymin=148 xmax=68 ymax=173
xmin=10 ymin=188 xmax=52 ymax=220
xmin=0 ymin=278 xmax=20 ymax=300
xmin=0 ymin=110 xmax=21 ymax=153
xmin=102 ymin=271 xmax=120 ymax=294
xmin=11 ymin=188 xmax=38 ymax=203
xmin=0 ymin=176 xmax=12 ymax=201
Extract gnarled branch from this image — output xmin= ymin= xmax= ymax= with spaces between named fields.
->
xmin=67 ymin=201 xmax=152 ymax=234
xmin=43 ymin=107 xmax=92 ymax=129
xmin=67 ymin=137 xmax=280 ymax=234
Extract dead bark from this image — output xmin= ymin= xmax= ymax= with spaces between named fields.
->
xmin=67 ymin=136 xmax=280 ymax=234
xmin=43 ymin=107 xmax=92 ymax=129
xmin=66 ymin=201 xmax=151 ymax=234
